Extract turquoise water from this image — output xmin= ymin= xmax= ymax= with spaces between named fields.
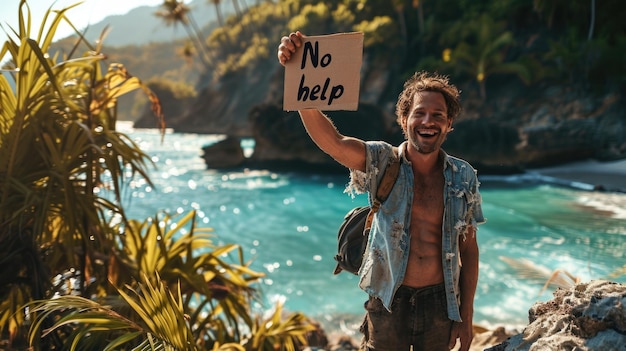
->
xmin=118 ymin=128 xmax=626 ymax=330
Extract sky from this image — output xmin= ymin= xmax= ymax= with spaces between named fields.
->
xmin=1 ymin=0 xmax=164 ymax=39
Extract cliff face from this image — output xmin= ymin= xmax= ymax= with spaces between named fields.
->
xmin=137 ymin=53 xmax=625 ymax=174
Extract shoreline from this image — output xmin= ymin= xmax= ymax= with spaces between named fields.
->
xmin=479 ymin=158 xmax=626 ymax=194
xmin=526 ymin=158 xmax=626 ymax=193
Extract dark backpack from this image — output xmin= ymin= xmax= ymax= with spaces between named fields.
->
xmin=333 ymin=150 xmax=401 ymax=275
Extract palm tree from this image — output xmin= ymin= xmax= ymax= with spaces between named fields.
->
xmin=155 ymin=0 xmax=213 ymax=69
xmin=209 ymin=0 xmax=225 ymax=27
xmin=391 ymin=0 xmax=408 ymax=61
xmin=231 ymin=0 xmax=245 ymax=19
xmin=444 ymin=14 xmax=531 ymax=100
xmin=587 ymin=0 xmax=596 ymax=41
xmin=533 ymin=0 xmax=595 ymax=40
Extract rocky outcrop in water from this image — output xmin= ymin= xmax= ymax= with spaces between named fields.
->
xmin=201 ymin=101 xmax=403 ymax=173
xmin=202 ymin=136 xmax=245 ymax=169
xmin=486 ymin=280 xmax=626 ymax=351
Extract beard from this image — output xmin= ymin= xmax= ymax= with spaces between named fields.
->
xmin=407 ymin=127 xmax=447 ymax=154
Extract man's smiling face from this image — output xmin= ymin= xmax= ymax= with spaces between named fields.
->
xmin=402 ymin=91 xmax=453 ymax=155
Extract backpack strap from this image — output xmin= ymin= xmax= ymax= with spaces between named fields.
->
xmin=364 ymin=147 xmax=401 ymax=230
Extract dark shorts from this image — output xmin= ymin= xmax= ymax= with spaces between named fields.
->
xmin=360 ymin=284 xmax=453 ymax=351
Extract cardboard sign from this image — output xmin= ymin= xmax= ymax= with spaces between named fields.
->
xmin=283 ymin=32 xmax=364 ymax=111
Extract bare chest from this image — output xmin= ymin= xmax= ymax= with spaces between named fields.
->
xmin=412 ymin=173 xmax=445 ymax=214
xmin=403 ymin=172 xmax=446 ymax=286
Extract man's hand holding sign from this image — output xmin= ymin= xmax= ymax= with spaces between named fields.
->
xmin=282 ymin=32 xmax=364 ymax=111
xmin=278 ymin=31 xmax=367 ymax=171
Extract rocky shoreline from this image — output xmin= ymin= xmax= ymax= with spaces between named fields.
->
xmin=305 ymin=280 xmax=626 ymax=351
xmin=486 ymin=280 xmax=626 ymax=351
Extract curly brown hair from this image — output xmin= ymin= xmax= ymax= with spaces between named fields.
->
xmin=395 ymin=71 xmax=462 ymax=128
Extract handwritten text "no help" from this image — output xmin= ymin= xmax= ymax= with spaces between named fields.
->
xmin=296 ymin=41 xmax=344 ymax=106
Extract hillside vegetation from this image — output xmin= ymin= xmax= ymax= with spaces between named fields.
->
xmin=52 ymin=0 xmax=625 ymax=122
xmin=128 ymin=0 xmax=626 ymax=171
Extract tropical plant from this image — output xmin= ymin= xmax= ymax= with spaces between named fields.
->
xmin=0 ymin=0 xmax=163 ymax=346
xmin=28 ymin=274 xmax=315 ymax=351
xmin=24 ymin=207 xmax=314 ymax=350
xmin=209 ymin=0 xmax=226 ymax=27
xmin=156 ymin=0 xmax=214 ymax=69
xmin=25 ymin=210 xmax=315 ymax=350
xmin=242 ymin=301 xmax=314 ymax=351
xmin=109 ymin=211 xmax=265 ymax=346
xmin=28 ymin=275 xmax=198 ymax=351
xmin=532 ymin=0 xmax=597 ymax=38
xmin=1 ymin=2 xmax=318 ymax=349
xmin=440 ymin=13 xmax=531 ymax=100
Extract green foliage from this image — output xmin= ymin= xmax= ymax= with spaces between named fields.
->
xmin=28 ymin=275 xmax=198 ymax=351
xmin=586 ymin=35 xmax=626 ymax=88
xmin=147 ymin=77 xmax=198 ymax=100
xmin=287 ymin=3 xmax=331 ymax=33
xmin=24 ymin=207 xmax=315 ymax=350
xmin=204 ymin=1 xmax=293 ymax=79
xmin=330 ymin=3 xmax=357 ymax=32
xmin=353 ymin=16 xmax=397 ymax=49
xmin=446 ymin=119 xmax=521 ymax=161
xmin=439 ymin=13 xmax=531 ymax=99
xmin=0 ymin=2 xmax=164 ymax=345
xmin=40 ymin=0 xmax=624 ymax=108
xmin=542 ymin=30 xmax=588 ymax=84
xmin=112 ymin=211 xmax=265 ymax=344
xmin=542 ymin=28 xmax=626 ymax=89
xmin=1 ymin=1 xmax=318 ymax=350
xmin=243 ymin=302 xmax=314 ymax=351
xmin=44 ymin=0 xmax=626 ymax=109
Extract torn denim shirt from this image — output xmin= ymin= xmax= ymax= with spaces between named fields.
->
xmin=347 ymin=141 xmax=486 ymax=322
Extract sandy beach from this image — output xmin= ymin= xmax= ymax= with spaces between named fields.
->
xmin=527 ymin=158 xmax=626 ymax=193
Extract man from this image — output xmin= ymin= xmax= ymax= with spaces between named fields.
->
xmin=278 ymin=31 xmax=485 ymax=351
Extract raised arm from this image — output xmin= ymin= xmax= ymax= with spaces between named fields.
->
xmin=278 ymin=32 xmax=366 ymax=172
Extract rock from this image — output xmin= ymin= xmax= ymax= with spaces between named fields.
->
xmin=328 ymin=335 xmax=359 ymax=350
xmin=201 ymin=102 xmax=401 ymax=173
xmin=486 ymin=280 xmax=626 ymax=351
xmin=516 ymin=119 xmax=598 ymax=168
xmin=469 ymin=326 xmax=516 ymax=351
xmin=301 ymin=319 xmax=360 ymax=351
xmin=201 ymin=136 xmax=245 ymax=169
xmin=302 ymin=319 xmax=330 ymax=350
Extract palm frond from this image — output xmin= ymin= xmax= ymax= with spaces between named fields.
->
xmin=118 ymin=274 xmax=197 ymax=350
xmin=28 ymin=275 xmax=197 ymax=351
xmin=245 ymin=301 xmax=317 ymax=351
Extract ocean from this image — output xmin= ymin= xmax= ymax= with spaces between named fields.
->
xmin=117 ymin=126 xmax=626 ymax=332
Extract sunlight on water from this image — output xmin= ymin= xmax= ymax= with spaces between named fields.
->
xmin=115 ymin=129 xmax=626 ymax=330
